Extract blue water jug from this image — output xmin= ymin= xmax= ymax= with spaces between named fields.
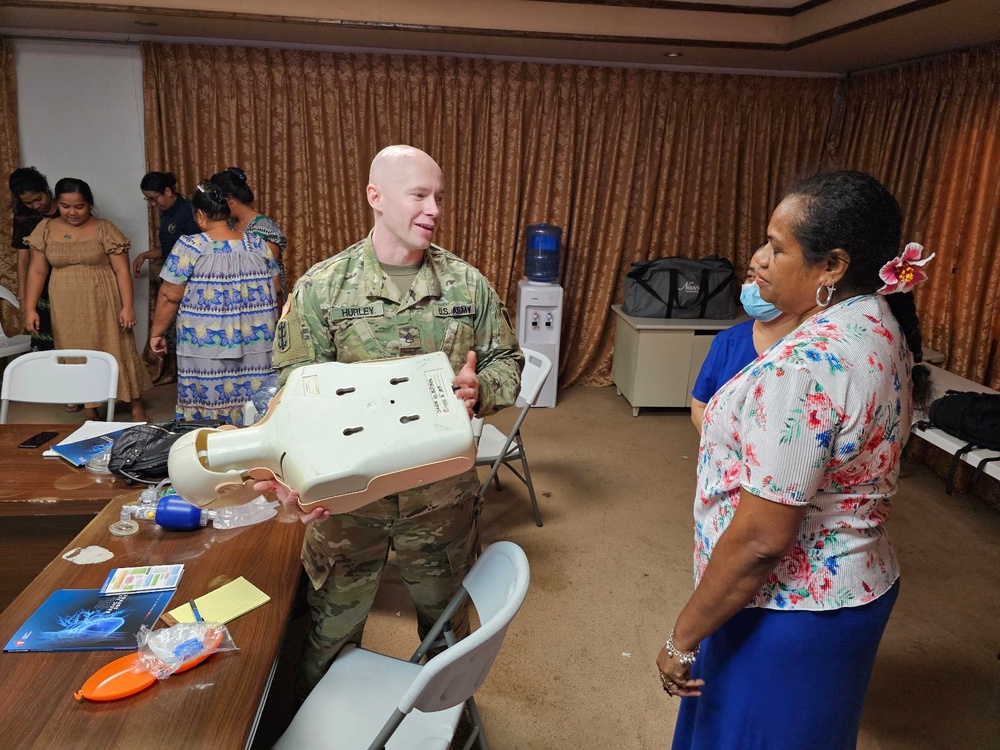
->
xmin=525 ymin=223 xmax=562 ymax=283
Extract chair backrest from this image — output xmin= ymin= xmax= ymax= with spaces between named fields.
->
xmin=0 ymin=349 xmax=119 ymax=423
xmin=398 ymin=541 xmax=530 ymax=714
xmin=515 ymin=347 xmax=553 ymax=408
xmin=0 ymin=284 xmax=31 ymax=359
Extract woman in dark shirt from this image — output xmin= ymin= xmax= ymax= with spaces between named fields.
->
xmin=135 ymin=171 xmax=200 ymax=385
xmin=9 ymin=167 xmax=59 ymax=352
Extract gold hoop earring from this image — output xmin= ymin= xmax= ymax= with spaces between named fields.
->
xmin=815 ymin=284 xmax=835 ymax=307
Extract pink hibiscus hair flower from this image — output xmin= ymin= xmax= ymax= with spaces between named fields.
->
xmin=877 ymin=242 xmax=935 ymax=294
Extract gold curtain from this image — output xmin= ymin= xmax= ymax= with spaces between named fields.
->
xmin=141 ymin=43 xmax=836 ymax=386
xmin=827 ymin=44 xmax=1000 ymax=388
xmin=0 ymin=40 xmax=22 ymax=338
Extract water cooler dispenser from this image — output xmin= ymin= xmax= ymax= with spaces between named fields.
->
xmin=517 ymin=224 xmax=564 ymax=408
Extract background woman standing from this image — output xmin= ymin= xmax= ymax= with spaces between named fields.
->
xmin=23 ymin=177 xmax=149 ymax=421
xmin=133 ymin=171 xmax=200 ymax=385
xmin=8 ymin=167 xmax=59 ymax=353
xmin=210 ymin=167 xmax=287 ymax=305
xmin=149 ymin=181 xmax=279 ymax=425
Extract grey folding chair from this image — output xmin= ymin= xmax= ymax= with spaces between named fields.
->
xmin=273 ymin=540 xmax=531 ymax=750
xmin=0 ymin=349 xmax=118 ymax=423
xmin=473 ymin=347 xmax=552 ymax=526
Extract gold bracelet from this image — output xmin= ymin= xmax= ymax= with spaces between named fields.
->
xmin=664 ymin=631 xmax=700 ymax=666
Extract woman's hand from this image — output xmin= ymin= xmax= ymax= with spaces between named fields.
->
xmin=132 ymin=253 xmax=150 ymax=278
xmin=655 ymin=645 xmax=705 ymax=698
xmin=253 ymin=479 xmax=331 ymax=525
xmin=23 ymin=309 xmax=40 ymax=334
xmin=119 ymin=306 xmax=136 ymax=330
xmin=150 ymin=335 xmax=167 ymax=356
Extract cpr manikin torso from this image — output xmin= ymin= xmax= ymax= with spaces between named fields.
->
xmin=167 ymin=352 xmax=476 ymax=512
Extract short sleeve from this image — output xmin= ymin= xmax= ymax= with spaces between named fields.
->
xmin=245 ymin=233 xmax=280 ymax=276
xmin=740 ymin=363 xmax=839 ymax=506
xmin=691 ymin=339 xmax=722 ymax=402
xmin=100 ymin=220 xmax=131 ymax=255
xmin=248 ymin=216 xmax=287 ymax=251
xmin=159 ymin=235 xmax=201 ymax=285
xmin=23 ymin=218 xmax=50 ymax=252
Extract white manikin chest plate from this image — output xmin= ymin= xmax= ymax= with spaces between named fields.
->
xmin=167 ymin=352 xmax=476 ymax=513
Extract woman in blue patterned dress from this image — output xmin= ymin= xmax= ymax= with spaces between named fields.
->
xmin=148 ymin=181 xmax=279 ymax=425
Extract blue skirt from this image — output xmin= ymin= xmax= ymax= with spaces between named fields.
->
xmin=671 ymin=580 xmax=899 ymax=750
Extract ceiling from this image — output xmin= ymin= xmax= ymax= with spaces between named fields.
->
xmin=2 ymin=0 xmax=998 ymax=75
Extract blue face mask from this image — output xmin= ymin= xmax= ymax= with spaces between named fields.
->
xmin=740 ymin=283 xmax=781 ymax=322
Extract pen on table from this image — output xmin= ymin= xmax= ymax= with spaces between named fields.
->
xmin=189 ymin=598 xmax=203 ymax=622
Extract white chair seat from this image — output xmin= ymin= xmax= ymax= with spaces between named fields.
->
xmin=476 ymin=422 xmax=520 ymax=462
xmin=275 ymin=645 xmax=461 ymax=750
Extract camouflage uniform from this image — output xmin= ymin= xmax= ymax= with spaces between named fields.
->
xmin=272 ymin=231 xmax=523 ymax=696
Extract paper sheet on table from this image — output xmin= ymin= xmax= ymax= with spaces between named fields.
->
xmin=162 ymin=577 xmax=270 ymax=625
xmin=43 ymin=420 xmax=141 ymax=457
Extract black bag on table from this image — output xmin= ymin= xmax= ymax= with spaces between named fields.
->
xmin=921 ymin=390 xmax=1000 ymax=494
xmin=623 ymin=254 xmax=736 ymax=319
xmin=108 ymin=419 xmax=224 ymax=485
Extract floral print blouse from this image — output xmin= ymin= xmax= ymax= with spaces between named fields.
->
xmin=696 ymin=294 xmax=913 ymax=610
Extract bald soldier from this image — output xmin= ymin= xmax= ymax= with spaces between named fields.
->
xmin=260 ymin=145 xmax=523 ymax=698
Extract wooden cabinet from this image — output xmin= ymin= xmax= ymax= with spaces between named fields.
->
xmin=611 ymin=305 xmax=747 ymax=416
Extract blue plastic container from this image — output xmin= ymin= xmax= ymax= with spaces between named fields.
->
xmin=525 ymin=223 xmax=562 ymax=283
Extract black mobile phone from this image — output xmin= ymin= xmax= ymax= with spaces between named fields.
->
xmin=18 ymin=430 xmax=59 ymax=449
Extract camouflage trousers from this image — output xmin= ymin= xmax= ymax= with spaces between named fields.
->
xmin=296 ymin=471 xmax=480 ymax=698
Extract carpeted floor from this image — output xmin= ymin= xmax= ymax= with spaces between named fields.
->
xmin=12 ymin=383 xmax=1000 ymax=748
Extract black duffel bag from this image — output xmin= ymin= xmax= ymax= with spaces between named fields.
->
xmin=921 ymin=390 xmax=1000 ymax=494
xmin=108 ymin=419 xmax=224 ymax=485
xmin=623 ymin=255 xmax=736 ymax=319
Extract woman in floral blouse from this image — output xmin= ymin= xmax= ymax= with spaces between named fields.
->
xmin=658 ymin=171 xmax=933 ymax=750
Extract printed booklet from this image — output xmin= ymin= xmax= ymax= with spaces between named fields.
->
xmin=51 ymin=427 xmax=129 ymax=466
xmin=100 ymin=565 xmax=185 ymax=596
xmin=3 ymin=589 xmax=174 ymax=652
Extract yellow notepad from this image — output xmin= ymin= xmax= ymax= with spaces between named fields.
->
xmin=164 ymin=576 xmax=270 ymax=625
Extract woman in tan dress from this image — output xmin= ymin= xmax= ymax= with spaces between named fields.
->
xmin=23 ymin=178 xmax=149 ymax=421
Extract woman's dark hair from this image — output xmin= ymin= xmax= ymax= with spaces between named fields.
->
xmin=209 ymin=167 xmax=253 ymax=205
xmin=53 ymin=177 xmax=95 ymax=206
xmin=140 ymin=171 xmax=178 ymax=194
xmin=783 ymin=169 xmax=930 ymax=406
xmin=9 ymin=166 xmax=50 ymax=197
xmin=190 ymin=180 xmax=231 ymax=221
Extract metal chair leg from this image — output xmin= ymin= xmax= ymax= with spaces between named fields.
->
xmin=519 ymin=445 xmax=542 ymax=527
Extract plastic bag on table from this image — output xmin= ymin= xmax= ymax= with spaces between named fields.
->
xmin=136 ymin=621 xmax=238 ymax=680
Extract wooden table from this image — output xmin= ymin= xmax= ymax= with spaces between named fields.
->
xmin=0 ymin=423 xmax=132 ymax=516
xmin=0 ymin=487 xmax=306 ymax=749
xmin=0 ymin=423 xmax=138 ymax=611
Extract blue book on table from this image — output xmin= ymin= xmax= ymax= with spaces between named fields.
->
xmin=3 ymin=589 xmax=174 ymax=652
xmin=51 ymin=428 xmax=128 ymax=466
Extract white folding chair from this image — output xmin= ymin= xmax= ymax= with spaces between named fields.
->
xmin=473 ymin=347 xmax=552 ymax=526
xmin=0 ymin=284 xmax=31 ymax=360
xmin=274 ymin=540 xmax=530 ymax=750
xmin=0 ymin=349 xmax=118 ymax=423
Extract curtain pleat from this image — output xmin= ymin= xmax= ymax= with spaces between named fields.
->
xmin=0 ymin=40 xmax=22 ymax=337
xmin=141 ymin=43 xmax=837 ymax=387
xmin=828 ymin=44 xmax=1000 ymax=387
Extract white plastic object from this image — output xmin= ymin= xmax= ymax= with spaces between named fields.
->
xmin=167 ymin=352 xmax=477 ymax=513
xmin=208 ymin=496 xmax=279 ymax=529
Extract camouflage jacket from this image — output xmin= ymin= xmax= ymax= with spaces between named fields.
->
xmin=272 ymin=232 xmax=523 ymax=417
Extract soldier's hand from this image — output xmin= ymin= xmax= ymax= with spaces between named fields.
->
xmin=253 ymin=479 xmax=331 ymax=525
xmin=453 ymin=350 xmax=480 ymax=418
